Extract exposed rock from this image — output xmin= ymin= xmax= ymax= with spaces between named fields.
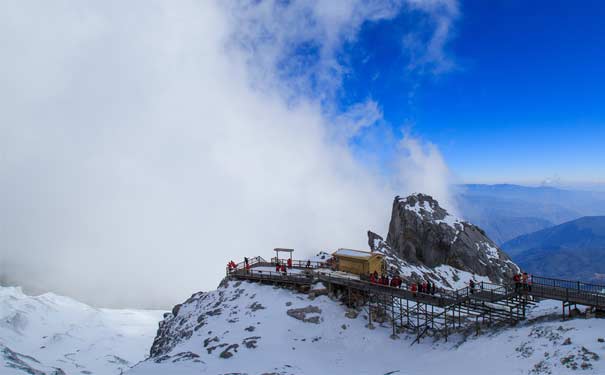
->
xmin=242 ymin=336 xmax=261 ymax=349
xmin=170 ymin=352 xmax=201 ymax=363
xmin=368 ymin=231 xmax=384 ymax=252
xmin=219 ymin=344 xmax=239 ymax=359
xmin=287 ymin=306 xmax=322 ymax=324
xmin=204 ymin=336 xmax=219 ymax=348
xmin=249 ymin=302 xmax=266 ymax=311
xmin=374 ymin=194 xmax=519 ymax=284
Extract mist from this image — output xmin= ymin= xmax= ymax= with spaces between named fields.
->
xmin=0 ymin=0 xmax=458 ymax=308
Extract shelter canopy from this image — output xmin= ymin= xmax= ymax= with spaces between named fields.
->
xmin=274 ymin=248 xmax=294 ymax=260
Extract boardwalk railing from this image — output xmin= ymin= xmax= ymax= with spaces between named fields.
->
xmin=230 ymin=268 xmax=314 ymax=285
xmin=528 ymin=276 xmax=605 ymax=308
xmin=227 ymin=259 xmax=605 ymax=310
xmin=531 ymin=276 xmax=605 ymax=294
xmin=270 ymin=257 xmax=327 ymax=269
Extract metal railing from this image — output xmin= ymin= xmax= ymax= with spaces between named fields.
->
xmin=269 ymin=257 xmax=328 ymax=269
xmin=527 ymin=277 xmax=605 ymax=308
xmin=230 ymin=268 xmax=313 ymax=284
xmin=531 ymin=276 xmax=605 ymax=295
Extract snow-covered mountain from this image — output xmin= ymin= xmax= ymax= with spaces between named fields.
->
xmin=129 ymin=279 xmax=605 ymax=375
xmin=128 ymin=194 xmax=604 ymax=374
xmin=0 ymin=286 xmax=164 ymax=375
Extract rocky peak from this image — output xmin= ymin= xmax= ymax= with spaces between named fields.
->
xmin=373 ymin=194 xmax=519 ymax=285
xmin=395 ymin=193 xmax=451 ymax=224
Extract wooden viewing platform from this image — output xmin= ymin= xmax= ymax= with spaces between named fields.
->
xmin=228 ymin=257 xmax=605 ymax=343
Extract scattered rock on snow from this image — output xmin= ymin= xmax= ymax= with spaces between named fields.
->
xmin=219 ymin=344 xmax=239 ymax=359
xmin=242 ymin=336 xmax=261 ymax=349
xmin=249 ymin=302 xmax=266 ymax=311
xmin=286 ymin=306 xmax=322 ymax=324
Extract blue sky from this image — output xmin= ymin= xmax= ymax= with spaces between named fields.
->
xmin=338 ymin=0 xmax=605 ymax=184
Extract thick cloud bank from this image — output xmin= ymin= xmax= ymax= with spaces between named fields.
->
xmin=0 ymin=1 xmax=457 ymax=308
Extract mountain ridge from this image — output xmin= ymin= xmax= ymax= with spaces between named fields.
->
xmin=502 ymin=216 xmax=605 ymax=282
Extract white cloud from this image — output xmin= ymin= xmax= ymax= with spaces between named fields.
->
xmin=404 ymin=0 xmax=459 ymax=74
xmin=0 ymin=0 xmax=459 ymax=308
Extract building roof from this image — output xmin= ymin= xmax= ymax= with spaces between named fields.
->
xmin=333 ymin=248 xmax=382 ymax=259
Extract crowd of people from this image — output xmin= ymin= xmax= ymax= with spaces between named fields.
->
xmin=513 ymin=272 xmax=532 ymax=292
xmin=368 ymin=270 xmax=437 ymax=296
xmin=369 ymin=271 xmax=403 ymax=287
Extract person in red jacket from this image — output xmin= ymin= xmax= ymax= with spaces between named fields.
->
xmin=395 ymin=276 xmax=402 ymax=288
xmin=411 ymin=283 xmax=418 ymax=297
xmin=287 ymin=258 xmax=293 ymax=269
xmin=281 ymin=264 xmax=287 ymax=275
xmin=513 ymin=273 xmax=521 ymax=293
xmin=370 ymin=273 xmax=376 ymax=284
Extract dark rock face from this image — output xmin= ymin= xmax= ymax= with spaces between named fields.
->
xmin=150 ymin=291 xmax=206 ymax=358
xmin=379 ymin=194 xmax=519 ymax=284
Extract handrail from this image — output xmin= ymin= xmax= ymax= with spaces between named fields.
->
xmin=531 ymin=275 xmax=605 ymax=294
xmin=270 ymin=257 xmax=327 ymax=269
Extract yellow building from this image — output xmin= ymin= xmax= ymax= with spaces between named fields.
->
xmin=332 ymin=248 xmax=384 ymax=276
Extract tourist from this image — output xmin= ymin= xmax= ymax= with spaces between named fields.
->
xmin=287 ymin=258 xmax=293 ymax=269
xmin=514 ymin=273 xmax=521 ymax=293
xmin=227 ymin=260 xmax=236 ymax=272
xmin=522 ymin=272 xmax=529 ymax=292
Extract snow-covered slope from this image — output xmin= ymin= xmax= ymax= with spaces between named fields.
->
xmin=0 ymin=286 xmax=164 ymax=375
xmin=130 ymin=280 xmax=605 ymax=375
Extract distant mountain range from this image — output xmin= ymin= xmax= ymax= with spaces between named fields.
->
xmin=501 ymin=216 xmax=605 ymax=283
xmin=457 ymin=184 xmax=605 ymax=244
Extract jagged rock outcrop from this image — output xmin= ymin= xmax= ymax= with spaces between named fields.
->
xmin=371 ymin=194 xmax=519 ymax=284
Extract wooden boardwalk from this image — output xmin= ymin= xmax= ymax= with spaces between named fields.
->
xmin=228 ymin=257 xmax=605 ymax=342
